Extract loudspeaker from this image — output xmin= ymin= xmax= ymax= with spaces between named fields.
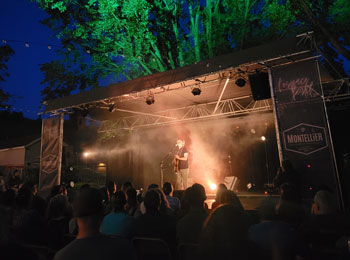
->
xmin=224 ymin=176 xmax=239 ymax=191
xmin=249 ymin=72 xmax=271 ymax=100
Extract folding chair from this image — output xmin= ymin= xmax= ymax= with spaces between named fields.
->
xmin=178 ymin=243 xmax=199 ymax=260
xmin=132 ymin=237 xmax=172 ymax=260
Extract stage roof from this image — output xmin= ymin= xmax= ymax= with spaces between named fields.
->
xmin=44 ymin=32 xmax=343 ymax=129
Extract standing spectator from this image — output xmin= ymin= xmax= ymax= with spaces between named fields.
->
xmin=163 ymin=182 xmax=181 ymax=213
xmin=21 ymin=181 xmax=47 ymax=217
xmin=8 ymin=170 xmax=21 ymax=191
xmin=0 ymin=172 xmax=6 ymax=192
xmin=54 ymin=187 xmax=134 ymax=260
xmin=273 ymin=159 xmax=301 ymax=195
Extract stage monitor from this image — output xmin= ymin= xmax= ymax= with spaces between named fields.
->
xmin=224 ymin=176 xmax=239 ymax=191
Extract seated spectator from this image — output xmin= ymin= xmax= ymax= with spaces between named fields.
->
xmin=154 ymin=188 xmax=174 ymax=216
xmin=138 ymin=183 xmax=166 ymax=215
xmin=106 ymin=180 xmax=117 ymax=197
xmin=147 ymin=183 xmax=159 ymax=190
xmin=132 ymin=189 xmax=176 ymax=250
xmin=249 ymin=198 xmax=298 ymax=260
xmin=47 ymin=184 xmax=66 ymax=203
xmin=311 ymin=190 xmax=337 ymax=216
xmin=211 ymin=183 xmax=227 ymax=210
xmin=100 ymin=191 xmax=134 ymax=238
xmin=199 ymin=204 xmax=263 ymax=260
xmin=125 ymin=187 xmax=140 ymax=217
xmin=99 ymin=187 xmax=111 ymax=215
xmin=22 ymin=181 xmax=47 ymax=217
xmin=0 ymin=189 xmax=16 ymax=241
xmin=176 ymin=187 xmax=192 ymax=221
xmin=276 ymin=183 xmax=305 ymax=227
xmin=177 ymin=183 xmax=208 ymax=244
xmin=220 ymin=190 xmax=244 ymax=211
xmin=53 ymin=187 xmax=134 ymax=260
xmin=121 ymin=181 xmax=133 ymax=192
xmin=163 ymin=182 xmax=181 ymax=213
xmin=298 ymin=190 xmax=350 ymax=255
xmin=11 ymin=187 xmax=49 ymax=246
xmin=46 ymin=194 xmax=72 ymax=250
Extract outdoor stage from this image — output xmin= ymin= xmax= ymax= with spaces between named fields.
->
xmin=172 ymin=191 xmax=280 ymax=211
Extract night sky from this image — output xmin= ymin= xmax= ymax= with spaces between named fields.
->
xmin=0 ymin=0 xmax=61 ymax=119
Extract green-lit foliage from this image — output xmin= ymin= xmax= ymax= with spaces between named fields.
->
xmin=330 ymin=0 xmax=350 ymax=26
xmin=329 ymin=0 xmax=350 ymax=42
xmin=34 ymin=0 xmax=349 ymax=102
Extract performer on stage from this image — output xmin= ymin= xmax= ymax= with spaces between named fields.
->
xmin=174 ymin=139 xmax=189 ymax=190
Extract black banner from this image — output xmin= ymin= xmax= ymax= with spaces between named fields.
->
xmin=270 ymin=59 xmax=341 ymax=202
xmin=39 ymin=114 xmax=64 ymax=192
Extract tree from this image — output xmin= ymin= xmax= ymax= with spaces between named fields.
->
xmin=0 ymin=44 xmax=15 ymax=108
xmin=34 ymin=0 xmax=349 ymax=102
xmin=40 ymin=60 xmax=99 ymax=102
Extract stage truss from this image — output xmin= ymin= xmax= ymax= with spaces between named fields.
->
xmin=97 ymin=77 xmax=350 ymax=133
xmin=97 ymin=96 xmax=272 ymax=132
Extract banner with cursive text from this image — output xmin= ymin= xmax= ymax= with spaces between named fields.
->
xmin=39 ymin=114 xmax=64 ymax=192
xmin=270 ymin=59 xmax=342 ymax=204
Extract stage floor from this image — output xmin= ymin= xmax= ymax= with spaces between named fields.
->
xmin=205 ymin=192 xmax=280 ymax=210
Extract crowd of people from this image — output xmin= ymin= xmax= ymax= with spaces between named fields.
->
xmin=0 ymin=171 xmax=349 ymax=260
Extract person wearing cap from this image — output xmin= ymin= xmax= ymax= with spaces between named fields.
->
xmin=53 ymin=187 xmax=134 ymax=260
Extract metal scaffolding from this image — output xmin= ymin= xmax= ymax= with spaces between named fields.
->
xmin=97 ymin=78 xmax=350 ymax=133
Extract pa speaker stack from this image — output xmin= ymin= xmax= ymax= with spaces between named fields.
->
xmin=248 ymin=72 xmax=271 ymax=101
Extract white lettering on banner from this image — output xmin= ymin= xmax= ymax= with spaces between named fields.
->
xmin=287 ymin=133 xmax=323 ymax=144
xmin=277 ymin=77 xmax=319 ymax=101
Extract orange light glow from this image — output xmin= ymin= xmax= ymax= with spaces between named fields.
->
xmin=209 ymin=183 xmax=217 ymax=191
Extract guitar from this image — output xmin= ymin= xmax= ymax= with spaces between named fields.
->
xmin=172 ymin=147 xmax=184 ymax=173
xmin=173 ymin=157 xmax=180 ymax=173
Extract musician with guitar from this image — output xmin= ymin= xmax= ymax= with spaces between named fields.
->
xmin=173 ymin=139 xmax=189 ymax=190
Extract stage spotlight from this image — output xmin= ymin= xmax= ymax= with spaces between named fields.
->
xmin=247 ymin=182 xmax=256 ymax=190
xmin=209 ymin=183 xmax=217 ymax=191
xmin=235 ymin=78 xmax=246 ymax=87
xmin=145 ymin=95 xmax=155 ymax=105
xmin=261 ymin=136 xmax=266 ymax=141
xmin=83 ymin=152 xmax=89 ymax=158
xmin=108 ymin=103 xmax=116 ymax=112
xmin=191 ymin=87 xmax=201 ymax=96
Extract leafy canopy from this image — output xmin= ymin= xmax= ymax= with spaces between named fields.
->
xmin=34 ymin=0 xmax=349 ymax=102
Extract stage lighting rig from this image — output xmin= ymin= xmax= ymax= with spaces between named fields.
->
xmin=108 ymin=103 xmax=116 ymax=112
xmin=145 ymin=93 xmax=155 ymax=105
xmin=191 ymin=87 xmax=201 ymax=96
xmin=235 ymin=78 xmax=246 ymax=87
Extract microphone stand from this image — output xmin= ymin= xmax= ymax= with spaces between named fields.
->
xmin=160 ymin=146 xmax=177 ymax=186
